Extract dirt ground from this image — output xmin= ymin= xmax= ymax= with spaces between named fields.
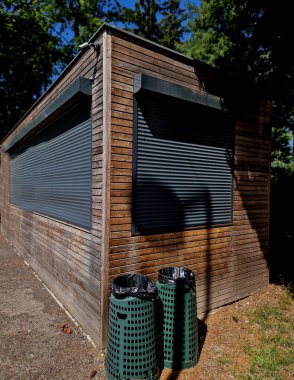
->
xmin=0 ymin=233 xmax=292 ymax=380
xmin=160 ymin=283 xmax=293 ymax=380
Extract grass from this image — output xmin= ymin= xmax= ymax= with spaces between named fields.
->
xmin=243 ymin=286 xmax=294 ymax=380
xmin=216 ymin=355 xmax=233 ymax=367
xmin=175 ymin=284 xmax=293 ymax=380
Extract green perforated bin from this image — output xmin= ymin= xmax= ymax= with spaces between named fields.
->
xmin=156 ymin=267 xmax=198 ymax=370
xmin=105 ymin=274 xmax=159 ymax=380
xmin=105 ymin=295 xmax=159 ymax=380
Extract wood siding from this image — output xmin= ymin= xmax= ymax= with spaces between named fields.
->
xmin=0 ymin=25 xmax=271 ymax=349
xmin=0 ymin=36 xmax=104 ymax=347
xmin=108 ymin=30 xmax=271 ymax=318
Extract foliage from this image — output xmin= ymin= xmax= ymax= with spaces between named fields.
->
xmin=271 ymin=126 xmax=294 ymax=179
xmin=183 ymin=1 xmax=294 ymax=121
xmin=0 ymin=0 xmax=63 ymax=139
xmin=45 ymin=0 xmax=117 ymax=49
xmin=158 ymin=0 xmax=186 ymax=49
xmin=183 ymin=0 xmax=237 ymax=65
xmin=0 ymin=0 xmax=118 ymax=139
xmin=120 ymin=0 xmax=161 ymax=42
xmin=120 ymin=0 xmax=186 ymax=47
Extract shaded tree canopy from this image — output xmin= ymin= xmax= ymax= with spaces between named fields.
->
xmin=0 ymin=0 xmax=63 ymax=139
xmin=158 ymin=0 xmax=186 ymax=49
xmin=120 ymin=0 xmax=161 ymax=42
xmin=183 ymin=1 xmax=294 ymax=122
xmin=119 ymin=0 xmax=186 ymax=48
xmin=0 ymin=0 xmax=117 ymax=140
xmin=46 ymin=0 xmax=118 ymax=49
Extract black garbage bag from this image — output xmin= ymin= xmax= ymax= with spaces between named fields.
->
xmin=112 ymin=274 xmax=158 ymax=300
xmin=158 ymin=267 xmax=195 ymax=288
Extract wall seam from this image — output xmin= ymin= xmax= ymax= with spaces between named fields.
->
xmin=101 ymin=29 xmax=112 ymax=348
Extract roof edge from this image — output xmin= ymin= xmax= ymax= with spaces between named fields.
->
xmin=1 ymin=23 xmax=215 ymax=145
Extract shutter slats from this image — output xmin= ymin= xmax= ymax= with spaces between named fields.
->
xmin=11 ymin=107 xmax=92 ymax=229
xmin=134 ymin=94 xmax=233 ymax=233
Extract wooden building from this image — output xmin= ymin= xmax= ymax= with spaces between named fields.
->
xmin=0 ymin=24 xmax=271 ymax=349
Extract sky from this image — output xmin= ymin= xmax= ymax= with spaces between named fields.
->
xmin=119 ymin=0 xmax=137 ymax=8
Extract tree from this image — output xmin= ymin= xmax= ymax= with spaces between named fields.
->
xmin=271 ymin=126 xmax=294 ymax=177
xmin=183 ymin=1 xmax=294 ymax=121
xmin=122 ymin=0 xmax=161 ymax=42
xmin=0 ymin=1 xmax=63 ymax=139
xmin=119 ymin=0 xmax=186 ymax=48
xmin=46 ymin=0 xmax=114 ymax=49
xmin=159 ymin=0 xmax=186 ymax=49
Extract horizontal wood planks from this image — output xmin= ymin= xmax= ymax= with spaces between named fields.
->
xmin=108 ymin=31 xmax=271 ymax=319
xmin=1 ymin=37 xmax=104 ymax=347
xmin=0 ymin=26 xmax=272 ymax=349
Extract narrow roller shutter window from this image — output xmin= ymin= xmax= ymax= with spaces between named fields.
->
xmin=10 ymin=102 xmax=92 ymax=229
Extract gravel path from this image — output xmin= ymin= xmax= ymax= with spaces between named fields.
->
xmin=0 ymin=234 xmax=103 ymax=380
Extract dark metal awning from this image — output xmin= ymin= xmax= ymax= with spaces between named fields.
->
xmin=2 ymin=77 xmax=92 ymax=152
xmin=133 ymin=73 xmax=226 ymax=111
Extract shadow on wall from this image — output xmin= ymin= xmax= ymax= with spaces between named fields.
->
xmin=132 ymin=179 xmax=213 ymax=318
xmin=196 ymin=64 xmax=278 ymax=289
xmin=133 ymin=179 xmax=212 ymax=377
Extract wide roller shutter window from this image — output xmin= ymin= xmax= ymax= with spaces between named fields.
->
xmin=133 ymin=93 xmax=234 ymax=234
xmin=10 ymin=101 xmax=92 ymax=229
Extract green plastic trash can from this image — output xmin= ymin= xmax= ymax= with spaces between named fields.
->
xmin=156 ymin=267 xmax=198 ymax=370
xmin=105 ymin=274 xmax=159 ymax=380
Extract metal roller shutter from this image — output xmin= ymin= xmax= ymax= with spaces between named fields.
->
xmin=11 ymin=102 xmax=92 ymax=229
xmin=133 ymin=93 xmax=234 ymax=234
